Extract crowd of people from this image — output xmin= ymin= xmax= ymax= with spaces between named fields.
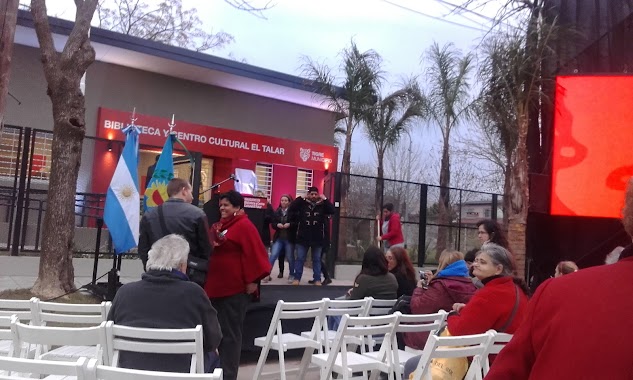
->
xmin=118 ymin=176 xmax=633 ymax=379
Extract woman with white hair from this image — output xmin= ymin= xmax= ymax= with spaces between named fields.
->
xmin=107 ymin=234 xmax=222 ymax=373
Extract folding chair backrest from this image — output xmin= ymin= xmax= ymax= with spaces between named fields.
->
xmin=366 ymin=298 xmax=397 ymax=316
xmin=0 ymin=299 xmax=34 ymax=322
xmin=326 ymin=314 xmax=399 ymax=375
xmin=31 ymin=298 xmax=111 ymax=326
xmin=105 ymin=322 xmax=204 ymax=373
xmin=10 ymin=316 xmax=105 ymax=360
xmin=0 ymin=355 xmax=87 ymax=379
xmin=85 ymin=358 xmax=222 ymax=380
xmin=482 ymin=332 xmax=512 ymax=375
xmin=394 ymin=310 xmax=448 ymax=334
xmin=325 ymin=298 xmax=371 ymax=317
xmin=411 ymin=330 xmax=496 ymax=380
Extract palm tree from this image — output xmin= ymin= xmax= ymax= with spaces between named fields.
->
xmin=477 ymin=12 xmax=559 ymax=276
xmin=423 ymin=42 xmax=474 ymax=259
xmin=302 ymin=41 xmax=382 ymax=260
xmin=364 ymin=81 xmax=426 ymax=214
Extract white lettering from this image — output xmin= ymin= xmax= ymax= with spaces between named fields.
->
xmin=262 ymin=145 xmax=285 ymax=155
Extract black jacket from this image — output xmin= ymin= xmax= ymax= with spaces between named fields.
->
xmin=271 ymin=207 xmax=298 ymax=243
xmin=138 ymin=198 xmax=212 ymax=268
xmin=258 ymin=203 xmax=274 ymax=247
xmin=107 ymin=270 xmax=222 ymax=373
xmin=288 ymin=197 xmax=335 ymax=246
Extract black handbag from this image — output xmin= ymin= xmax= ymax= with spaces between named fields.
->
xmin=157 ymin=205 xmax=208 ymax=287
xmin=389 ymin=294 xmax=412 ymax=314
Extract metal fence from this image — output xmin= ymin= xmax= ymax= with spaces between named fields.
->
xmin=327 ymin=172 xmax=503 ymax=266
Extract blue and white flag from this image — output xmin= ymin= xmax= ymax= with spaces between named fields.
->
xmin=104 ymin=125 xmax=140 ymax=254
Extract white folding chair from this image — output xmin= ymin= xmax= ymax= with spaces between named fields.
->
xmin=364 ymin=310 xmax=448 ymax=379
xmin=0 ymin=356 xmax=87 ymax=380
xmin=104 ymin=321 xmax=205 ymax=374
xmin=0 ymin=299 xmax=35 ymax=357
xmin=10 ymin=315 xmax=105 ymax=363
xmin=482 ymin=332 xmax=512 ymax=376
xmin=29 ymin=298 xmax=111 ymax=361
xmin=30 ymin=298 xmax=111 ymax=327
xmin=84 ymin=358 xmax=222 ymax=380
xmin=366 ymin=298 xmax=397 ymax=316
xmin=311 ymin=313 xmax=399 ymax=380
xmin=409 ymin=330 xmax=496 ymax=380
xmin=253 ymin=299 xmax=328 ymax=380
xmin=301 ymin=298 xmax=372 ymax=353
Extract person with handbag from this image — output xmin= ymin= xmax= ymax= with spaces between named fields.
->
xmin=403 ymin=250 xmax=477 ymax=351
xmin=404 ymin=243 xmax=529 ymax=379
xmin=204 ymin=190 xmax=272 ymax=380
xmin=138 ymin=178 xmax=212 ymax=286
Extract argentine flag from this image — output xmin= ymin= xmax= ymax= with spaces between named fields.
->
xmin=104 ymin=125 xmax=140 ymax=254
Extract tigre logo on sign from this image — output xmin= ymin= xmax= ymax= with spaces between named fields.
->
xmin=300 ymin=148 xmax=311 ymax=162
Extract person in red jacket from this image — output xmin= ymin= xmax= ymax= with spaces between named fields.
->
xmin=403 ymin=249 xmax=477 ymax=350
xmin=447 ymin=243 xmax=529 ymax=336
xmin=376 ymin=203 xmax=404 ymax=251
xmin=204 ymin=190 xmax=271 ymax=380
xmin=486 ymin=181 xmax=633 ymax=380
xmin=403 ymin=243 xmax=530 ymax=378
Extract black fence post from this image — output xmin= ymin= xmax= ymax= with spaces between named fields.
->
xmin=92 ymin=218 xmax=103 ymax=285
xmin=329 ymin=172 xmax=342 ymax=278
xmin=11 ymin=128 xmax=32 ymax=256
xmin=491 ymin=194 xmax=499 ymax=221
xmin=418 ymin=184 xmax=428 ymax=266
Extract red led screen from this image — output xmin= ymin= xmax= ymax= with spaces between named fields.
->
xmin=551 ymin=75 xmax=633 ymax=218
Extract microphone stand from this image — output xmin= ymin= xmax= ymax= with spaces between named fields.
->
xmin=201 ymin=175 xmax=238 ymax=194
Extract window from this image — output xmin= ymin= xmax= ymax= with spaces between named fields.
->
xmin=296 ymin=169 xmax=313 ymax=198
xmin=0 ymin=127 xmax=53 ymax=181
xmin=255 ymin=163 xmax=273 ymax=199
xmin=484 ymin=208 xmax=491 ymax=218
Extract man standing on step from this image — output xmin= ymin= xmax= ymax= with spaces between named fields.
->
xmin=288 ymin=186 xmax=335 ymax=286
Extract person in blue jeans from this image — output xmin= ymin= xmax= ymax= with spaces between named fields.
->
xmin=288 ymin=186 xmax=335 ymax=286
xmin=264 ymin=194 xmax=297 ymax=283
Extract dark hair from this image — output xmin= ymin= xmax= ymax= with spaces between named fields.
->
xmin=464 ymin=248 xmax=479 ymax=263
xmin=476 ymin=219 xmax=510 ymax=250
xmin=278 ymin=194 xmax=293 ymax=208
xmin=479 ymin=243 xmax=530 ymax=296
xmin=359 ymin=246 xmax=389 ymax=277
xmin=166 ymin=178 xmax=189 ymax=197
xmin=382 ymin=203 xmax=394 ymax=212
xmin=388 ymin=246 xmax=416 ymax=284
xmin=307 ymin=186 xmax=319 ymax=193
xmin=219 ymin=190 xmax=244 ymax=209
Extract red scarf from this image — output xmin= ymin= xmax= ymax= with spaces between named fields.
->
xmin=210 ymin=209 xmax=245 ymax=247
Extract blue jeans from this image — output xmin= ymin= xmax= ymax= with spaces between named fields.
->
xmin=270 ymin=239 xmax=295 ymax=277
xmin=294 ymin=244 xmax=322 ymax=282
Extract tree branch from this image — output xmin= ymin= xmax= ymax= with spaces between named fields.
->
xmin=30 ymin=0 xmax=60 ymax=83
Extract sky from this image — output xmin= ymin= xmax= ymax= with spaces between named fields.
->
xmin=38 ymin=0 xmax=505 ymax=181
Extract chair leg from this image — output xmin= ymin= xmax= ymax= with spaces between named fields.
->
xmin=252 ymin=341 xmax=271 ymax=380
xmin=279 ymin=344 xmax=287 ymax=380
xmin=297 ymin=347 xmax=314 ymax=379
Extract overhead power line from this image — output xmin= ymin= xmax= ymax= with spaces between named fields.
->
xmin=381 ymin=0 xmax=486 ymax=32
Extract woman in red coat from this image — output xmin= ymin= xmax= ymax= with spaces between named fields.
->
xmin=447 ymin=243 xmax=529 ymax=336
xmin=204 ymin=190 xmax=271 ymax=380
xmin=403 ymin=250 xmax=477 ymax=350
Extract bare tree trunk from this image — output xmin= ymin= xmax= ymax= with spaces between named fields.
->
xmin=502 ymin=147 xmax=513 ymax=228
xmin=0 ymin=0 xmax=19 ymax=127
xmin=508 ymin=113 xmax=530 ymax=277
xmin=436 ymin=136 xmax=451 ymax=259
xmin=30 ymin=0 xmax=98 ymax=298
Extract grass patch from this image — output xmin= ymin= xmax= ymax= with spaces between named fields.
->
xmin=0 ymin=288 xmax=101 ymax=304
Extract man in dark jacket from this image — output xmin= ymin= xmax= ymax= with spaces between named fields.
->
xmin=108 ymin=234 xmax=222 ymax=373
xmin=139 ymin=178 xmax=211 ymax=283
xmin=288 ymin=186 xmax=335 ymax=285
